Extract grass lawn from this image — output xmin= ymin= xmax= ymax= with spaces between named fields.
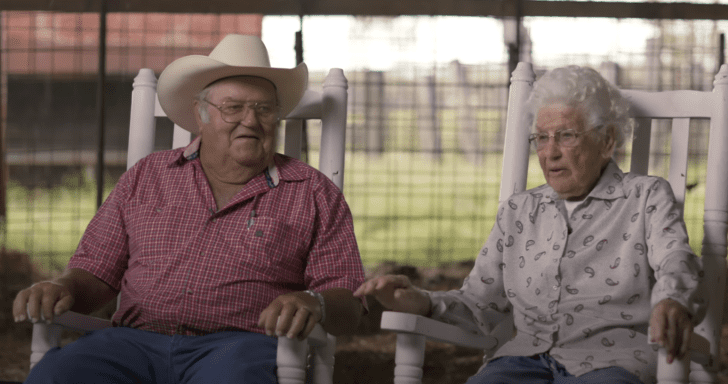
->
xmin=4 ymin=146 xmax=709 ymax=272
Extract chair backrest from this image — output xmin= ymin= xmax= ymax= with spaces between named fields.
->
xmin=127 ymin=67 xmax=348 ymax=384
xmin=500 ymin=62 xmax=728 ymax=379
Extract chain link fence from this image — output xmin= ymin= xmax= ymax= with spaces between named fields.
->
xmin=1 ymin=12 xmax=725 ymax=271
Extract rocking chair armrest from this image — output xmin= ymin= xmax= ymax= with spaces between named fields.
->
xmin=25 ymin=310 xmax=112 ymax=332
xmin=380 ymin=311 xmax=498 ymax=350
xmin=49 ymin=311 xmax=113 ymax=332
xmin=32 ymin=310 xmax=327 ymax=343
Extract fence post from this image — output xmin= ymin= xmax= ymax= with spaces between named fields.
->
xmin=417 ymin=75 xmax=441 ymax=160
xmin=646 ymin=37 xmax=669 ymax=175
xmin=365 ymin=70 xmax=385 ymax=155
xmin=454 ymin=61 xmax=482 ymax=165
xmin=599 ymin=61 xmax=620 ymax=86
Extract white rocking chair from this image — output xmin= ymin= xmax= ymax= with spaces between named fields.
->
xmin=27 ymin=66 xmax=350 ymax=384
xmin=381 ymin=62 xmax=728 ymax=384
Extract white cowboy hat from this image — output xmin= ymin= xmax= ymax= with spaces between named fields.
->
xmin=157 ymin=34 xmax=308 ymax=134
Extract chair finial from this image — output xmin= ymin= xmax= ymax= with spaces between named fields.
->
xmin=714 ymin=64 xmax=728 ymax=86
xmin=133 ymin=68 xmax=158 ymax=90
xmin=323 ymin=68 xmax=348 ymax=90
xmin=511 ymin=62 xmax=535 ymax=85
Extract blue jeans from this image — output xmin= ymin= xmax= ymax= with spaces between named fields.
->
xmin=465 ymin=354 xmax=643 ymax=384
xmin=25 ymin=327 xmax=278 ymax=384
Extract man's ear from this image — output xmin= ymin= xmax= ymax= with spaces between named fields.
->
xmin=193 ymin=100 xmax=202 ymax=126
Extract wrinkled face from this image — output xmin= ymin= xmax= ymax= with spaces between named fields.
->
xmin=535 ymin=104 xmax=614 ymax=201
xmin=195 ymin=76 xmax=278 ymax=168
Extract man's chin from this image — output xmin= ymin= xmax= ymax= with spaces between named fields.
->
xmin=231 ymin=151 xmax=273 ymax=167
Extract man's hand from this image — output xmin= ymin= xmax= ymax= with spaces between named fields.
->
xmin=258 ymin=291 xmax=322 ymax=340
xmin=13 ymin=280 xmax=74 ymax=324
xmin=353 ymin=274 xmax=431 ymax=316
xmin=650 ymin=298 xmax=693 ymax=364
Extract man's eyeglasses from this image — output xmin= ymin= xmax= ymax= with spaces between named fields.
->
xmin=528 ymin=127 xmax=600 ymax=151
xmin=203 ymin=99 xmax=281 ymax=124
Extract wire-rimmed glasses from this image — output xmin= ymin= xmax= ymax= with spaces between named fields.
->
xmin=203 ymin=99 xmax=281 ymax=124
xmin=528 ymin=127 xmax=601 ymax=151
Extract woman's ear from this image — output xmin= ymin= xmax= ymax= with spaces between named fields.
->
xmin=601 ymin=125 xmax=617 ymax=160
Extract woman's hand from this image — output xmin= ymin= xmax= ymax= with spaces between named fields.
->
xmin=649 ymin=298 xmax=693 ymax=364
xmin=354 ymin=274 xmax=431 ymax=316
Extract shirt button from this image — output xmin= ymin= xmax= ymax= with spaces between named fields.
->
xmin=187 ymin=289 xmax=193 ymax=295
xmin=552 ymin=285 xmax=559 ymax=290
xmin=552 ymin=325 xmax=559 ymax=331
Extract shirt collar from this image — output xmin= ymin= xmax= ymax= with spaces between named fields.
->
xmin=171 ymin=136 xmax=317 ymax=189
xmin=264 ymin=162 xmax=279 ymax=188
xmin=182 ymin=136 xmax=201 ymax=161
xmin=585 ymin=160 xmax=628 ymax=200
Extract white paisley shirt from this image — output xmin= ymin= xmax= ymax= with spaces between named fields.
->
xmin=427 ymin=160 xmax=705 ymax=384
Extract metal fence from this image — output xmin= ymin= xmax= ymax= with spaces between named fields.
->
xmin=1 ymin=11 xmax=725 ymax=271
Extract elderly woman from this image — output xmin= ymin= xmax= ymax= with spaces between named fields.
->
xmin=355 ymin=65 xmax=704 ymax=384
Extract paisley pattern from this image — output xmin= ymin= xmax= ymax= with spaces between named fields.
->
xmin=427 ymin=161 xmax=703 ymax=384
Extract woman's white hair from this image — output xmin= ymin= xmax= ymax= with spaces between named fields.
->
xmin=526 ymin=65 xmax=634 ymax=149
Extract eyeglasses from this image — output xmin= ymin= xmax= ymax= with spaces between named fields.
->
xmin=528 ymin=127 xmax=601 ymax=151
xmin=203 ymin=99 xmax=281 ymax=124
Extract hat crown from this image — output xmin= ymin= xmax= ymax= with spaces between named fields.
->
xmin=208 ymin=34 xmax=271 ymax=68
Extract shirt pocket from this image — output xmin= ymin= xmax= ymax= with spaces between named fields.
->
xmin=222 ymin=216 xmax=308 ymax=277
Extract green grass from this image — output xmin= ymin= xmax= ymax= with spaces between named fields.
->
xmin=343 ymin=150 xmax=503 ymax=266
xmin=5 ymin=176 xmax=112 ymax=272
xmin=4 ymin=125 xmax=710 ymax=272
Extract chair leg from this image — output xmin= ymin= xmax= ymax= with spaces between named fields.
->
xmin=277 ymin=336 xmax=309 ymax=384
xmin=656 ymin=349 xmax=690 ymax=384
xmin=689 ymin=360 xmax=719 ymax=384
xmin=394 ymin=333 xmax=426 ymax=384
xmin=311 ymin=334 xmax=336 ymax=384
xmin=30 ymin=323 xmax=62 ymax=370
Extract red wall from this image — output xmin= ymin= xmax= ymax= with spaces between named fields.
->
xmin=4 ymin=12 xmax=263 ymax=75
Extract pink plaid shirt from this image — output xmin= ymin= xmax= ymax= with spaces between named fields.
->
xmin=68 ymin=141 xmax=365 ymax=336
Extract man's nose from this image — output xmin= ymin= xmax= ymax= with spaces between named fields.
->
xmin=239 ymin=106 xmax=260 ymax=126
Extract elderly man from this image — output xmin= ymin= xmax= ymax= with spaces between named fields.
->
xmin=14 ymin=34 xmax=366 ymax=384
xmin=355 ymin=65 xmax=704 ymax=384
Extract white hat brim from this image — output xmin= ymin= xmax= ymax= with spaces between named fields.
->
xmin=157 ymin=55 xmax=308 ymax=134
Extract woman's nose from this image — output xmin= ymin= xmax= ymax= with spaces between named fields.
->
xmin=542 ymin=137 xmax=562 ymax=158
